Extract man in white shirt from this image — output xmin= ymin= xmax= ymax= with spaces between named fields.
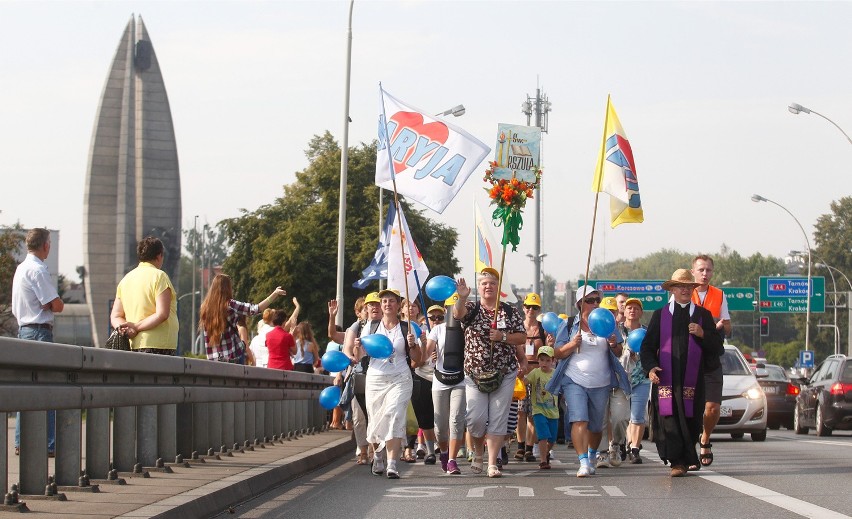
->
xmin=12 ymin=228 xmax=64 ymax=455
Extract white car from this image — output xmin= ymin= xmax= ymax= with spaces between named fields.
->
xmin=714 ymin=345 xmax=768 ymax=441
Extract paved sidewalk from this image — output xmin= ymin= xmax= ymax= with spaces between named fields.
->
xmin=3 ymin=423 xmax=354 ymax=519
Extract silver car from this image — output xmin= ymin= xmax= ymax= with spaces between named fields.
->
xmin=714 ymin=345 xmax=768 ymax=441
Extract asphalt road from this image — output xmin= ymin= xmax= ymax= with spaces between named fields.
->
xmin=217 ymin=429 xmax=852 ymax=519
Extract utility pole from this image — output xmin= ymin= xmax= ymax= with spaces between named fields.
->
xmin=521 ymin=83 xmax=552 ymax=296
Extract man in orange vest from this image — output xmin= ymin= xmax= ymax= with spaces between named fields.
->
xmin=690 ymin=254 xmax=730 ymax=469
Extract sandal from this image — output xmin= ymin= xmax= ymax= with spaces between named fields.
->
xmin=487 ymin=465 xmax=502 ymax=478
xmin=700 ymin=443 xmax=713 ymax=467
xmin=539 ymin=461 xmax=551 ymax=470
xmin=356 ymin=455 xmax=369 ymax=465
xmin=470 ymin=456 xmax=483 ymax=474
xmin=514 ymin=448 xmax=525 ymax=460
xmin=402 ymin=449 xmax=417 ymax=463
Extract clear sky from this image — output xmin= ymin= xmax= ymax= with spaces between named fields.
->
xmin=1 ymin=0 xmax=850 ymax=292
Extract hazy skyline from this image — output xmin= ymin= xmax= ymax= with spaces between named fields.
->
xmin=2 ymin=1 xmax=850 ymax=293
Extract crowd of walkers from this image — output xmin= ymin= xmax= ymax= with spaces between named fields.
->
xmin=322 ymin=260 xmax=727 ymax=480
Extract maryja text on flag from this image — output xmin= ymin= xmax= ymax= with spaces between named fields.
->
xmin=380 ymin=118 xmax=467 ymax=185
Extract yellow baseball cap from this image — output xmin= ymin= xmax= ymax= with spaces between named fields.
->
xmin=601 ymin=296 xmax=618 ymax=311
xmin=537 ymin=345 xmax=555 ymax=358
xmin=427 ymin=304 xmax=445 ymax=314
xmin=364 ymin=292 xmax=381 ymax=304
xmin=558 ymin=313 xmax=568 ymax=320
xmin=625 ymin=297 xmax=643 ymax=309
xmin=377 ymin=288 xmax=401 ymax=299
xmin=523 ymin=293 xmax=542 ymax=307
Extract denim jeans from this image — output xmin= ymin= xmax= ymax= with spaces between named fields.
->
xmin=16 ymin=325 xmax=56 ymax=451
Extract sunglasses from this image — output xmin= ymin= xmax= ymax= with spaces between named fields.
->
xmin=523 ymin=305 xmax=541 ymax=310
xmin=428 ymin=315 xmax=445 ymax=322
xmin=583 ymin=297 xmax=602 ymax=304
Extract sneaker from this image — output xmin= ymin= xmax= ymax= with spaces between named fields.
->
xmin=496 ymin=456 xmax=503 ymax=469
xmin=595 ymin=452 xmax=610 ymax=468
xmin=532 ymin=443 xmax=540 ymax=458
xmin=577 ymin=464 xmax=593 ymax=477
xmin=588 ymin=463 xmax=597 ymax=475
xmin=416 ymin=446 xmax=426 ymax=459
xmin=386 ymin=460 xmax=400 ymax=479
xmin=458 ymin=447 xmax=467 ymax=459
xmin=440 ymin=451 xmax=449 ymax=472
xmin=524 ymin=451 xmax=536 ymax=462
xmin=424 ymin=453 xmax=436 ymax=465
xmin=630 ymin=447 xmax=643 ymax=464
xmin=447 ymin=459 xmax=461 ymax=475
xmin=371 ymin=452 xmax=386 ymax=476
xmin=620 ymin=443 xmax=628 ymax=462
xmin=608 ymin=444 xmax=622 ymax=467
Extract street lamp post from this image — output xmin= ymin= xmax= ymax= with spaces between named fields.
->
xmin=335 ymin=0 xmax=354 ymax=327
xmin=812 ymin=259 xmax=839 ymax=355
xmin=192 ymin=215 xmax=198 ymax=356
xmin=788 ymin=102 xmax=852 ymax=145
xmin=521 ymin=85 xmax=552 ymax=296
xmin=752 ymin=194 xmax=812 ymax=350
xmin=816 ymin=262 xmax=852 ymax=357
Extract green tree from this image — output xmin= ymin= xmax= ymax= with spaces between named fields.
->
xmin=220 ymin=132 xmax=460 ymax=342
xmin=811 ymin=196 xmax=852 ymax=362
xmin=0 ymin=224 xmax=25 ymax=335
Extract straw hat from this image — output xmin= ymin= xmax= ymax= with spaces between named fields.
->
xmin=661 ymin=269 xmax=701 ymax=291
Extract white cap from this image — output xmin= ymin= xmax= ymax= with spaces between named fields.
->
xmin=575 ymin=285 xmax=600 ymax=308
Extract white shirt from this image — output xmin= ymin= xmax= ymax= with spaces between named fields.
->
xmin=249 ymin=326 xmax=271 ymax=368
xmin=365 ymin=321 xmax=410 ymax=376
xmin=12 ymin=253 xmax=59 ymax=326
xmin=564 ymin=331 xmax=610 ymax=388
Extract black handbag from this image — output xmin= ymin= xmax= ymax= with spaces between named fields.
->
xmin=105 ymin=328 xmax=131 ymax=351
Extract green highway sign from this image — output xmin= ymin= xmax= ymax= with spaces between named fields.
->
xmin=578 ymin=279 xmax=667 ymax=310
xmin=721 ymin=287 xmax=756 ymax=312
xmin=758 ymin=276 xmax=825 ymax=314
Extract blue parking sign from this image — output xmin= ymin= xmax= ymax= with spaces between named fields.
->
xmin=799 ymin=350 xmax=814 ymax=369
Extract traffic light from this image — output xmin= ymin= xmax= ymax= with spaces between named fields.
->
xmin=759 ymin=316 xmax=769 ymax=336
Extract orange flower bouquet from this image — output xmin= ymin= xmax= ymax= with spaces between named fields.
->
xmin=483 ymin=161 xmax=542 ymax=251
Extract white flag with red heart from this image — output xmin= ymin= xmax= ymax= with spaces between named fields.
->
xmin=376 ymin=87 xmax=490 ymax=214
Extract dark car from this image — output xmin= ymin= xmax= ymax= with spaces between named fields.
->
xmin=755 ymin=363 xmax=799 ymax=430
xmin=794 ymin=354 xmax=852 ymax=436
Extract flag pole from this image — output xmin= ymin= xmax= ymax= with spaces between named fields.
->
xmin=580 ymin=95 xmax=612 ymax=339
xmin=492 ymin=171 xmax=516 ymax=328
xmin=379 ymin=83 xmax=414 ymax=332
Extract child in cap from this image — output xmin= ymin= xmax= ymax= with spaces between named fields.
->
xmin=525 ymin=346 xmax=559 ymax=469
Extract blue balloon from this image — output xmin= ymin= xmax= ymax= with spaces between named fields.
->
xmin=319 ymin=385 xmax=342 ymax=410
xmin=541 ymin=312 xmax=563 ymax=335
xmin=425 ymin=275 xmax=457 ymax=302
xmin=321 ymin=350 xmax=350 ymax=373
xmin=409 ymin=321 xmax=423 ymax=338
xmin=361 ymin=333 xmax=394 ymax=359
xmin=627 ymin=328 xmax=647 ymax=353
xmin=588 ymin=308 xmax=616 ymax=337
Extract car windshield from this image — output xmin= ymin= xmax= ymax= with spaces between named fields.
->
xmin=722 ymin=349 xmax=752 ymax=376
xmin=763 ymin=365 xmax=788 ymax=381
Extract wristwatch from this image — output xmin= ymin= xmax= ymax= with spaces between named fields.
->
xmin=502 ymin=332 xmax=507 ymax=342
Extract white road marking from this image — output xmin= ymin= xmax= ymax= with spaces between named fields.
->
xmin=467 ymin=485 xmax=534 ymax=497
xmin=554 ymin=485 xmax=601 ymax=497
xmin=699 ymin=472 xmax=851 ymax=519
xmin=801 ymin=439 xmax=852 ymax=447
xmin=601 ymin=485 xmax=626 ymax=497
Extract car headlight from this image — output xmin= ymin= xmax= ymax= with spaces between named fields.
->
xmin=741 ymin=386 xmax=764 ymax=400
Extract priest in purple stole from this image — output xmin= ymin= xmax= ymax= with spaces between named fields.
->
xmin=639 ymin=269 xmax=724 ymax=477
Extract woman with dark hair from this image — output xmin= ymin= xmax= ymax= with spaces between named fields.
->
xmin=291 ymin=321 xmax=321 ymax=373
xmin=111 ymin=236 xmax=179 ymax=355
xmin=199 ymin=274 xmax=286 ymax=364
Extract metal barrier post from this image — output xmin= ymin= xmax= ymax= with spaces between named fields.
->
xmin=222 ymin=402 xmax=234 ymax=449
xmin=113 ymin=406 xmax=136 ymax=471
xmin=234 ymin=402 xmax=246 ymax=447
xmin=176 ymin=403 xmax=193 ymax=458
xmin=192 ymin=403 xmax=209 ymax=455
xmin=137 ymin=405 xmax=157 ymax=467
xmin=209 ymin=402 xmax=222 ymax=452
xmin=158 ymin=404 xmax=177 ymax=461
xmin=245 ymin=402 xmax=256 ymax=444
xmin=19 ymin=410 xmax=48 ymax=495
xmin=255 ymin=402 xmax=264 ymax=443
xmin=86 ymin=408 xmax=110 ymax=479
xmin=273 ymin=401 xmax=282 ymax=439
xmin=55 ymin=409 xmax=82 ymax=486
